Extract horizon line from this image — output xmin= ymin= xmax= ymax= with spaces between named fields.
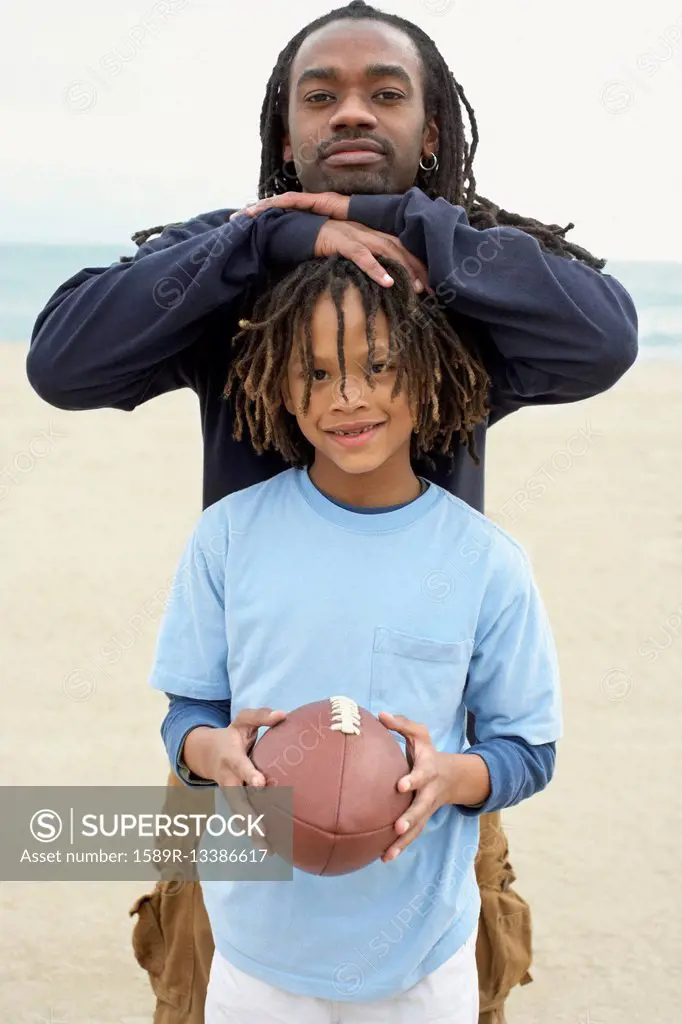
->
xmin=0 ymin=240 xmax=680 ymax=266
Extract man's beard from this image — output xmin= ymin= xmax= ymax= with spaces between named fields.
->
xmin=317 ymin=165 xmax=396 ymax=196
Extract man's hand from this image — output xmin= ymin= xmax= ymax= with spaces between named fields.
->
xmin=230 ymin=191 xmax=351 ymax=221
xmin=378 ymin=711 xmax=491 ymax=862
xmin=314 ymin=221 xmax=427 ymax=292
xmin=230 ymin=192 xmax=428 ymax=292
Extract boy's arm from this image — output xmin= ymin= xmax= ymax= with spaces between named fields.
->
xmin=450 ymin=736 xmax=556 ymax=816
xmin=454 ymin=543 xmax=562 ymax=814
xmin=162 ymin=694 xmax=231 ymax=787
xmin=26 ymin=209 xmax=325 ymax=412
xmin=348 ymin=189 xmax=638 ymax=419
xmin=150 ymin=501 xmax=232 ymax=751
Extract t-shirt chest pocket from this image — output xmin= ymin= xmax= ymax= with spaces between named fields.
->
xmin=369 ymin=626 xmax=473 ymax=733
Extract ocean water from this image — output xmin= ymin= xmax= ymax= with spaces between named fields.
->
xmin=0 ymin=243 xmax=680 ymax=356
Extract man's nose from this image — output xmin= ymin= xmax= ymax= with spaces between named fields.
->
xmin=330 ymin=373 xmax=370 ymax=410
xmin=329 ymin=92 xmax=378 ymax=132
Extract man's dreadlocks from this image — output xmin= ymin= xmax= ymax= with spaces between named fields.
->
xmin=224 ymin=255 xmax=490 ymax=468
xmin=129 ymin=0 xmax=604 ymax=270
xmin=257 ymin=0 xmax=604 ymax=270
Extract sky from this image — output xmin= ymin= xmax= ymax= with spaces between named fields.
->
xmin=2 ymin=0 xmax=681 ymax=260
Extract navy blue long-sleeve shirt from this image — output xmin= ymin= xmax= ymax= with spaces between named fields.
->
xmin=27 ymin=187 xmax=638 ymax=513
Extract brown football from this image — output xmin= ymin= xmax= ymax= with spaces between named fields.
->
xmin=249 ymin=696 xmax=412 ymax=876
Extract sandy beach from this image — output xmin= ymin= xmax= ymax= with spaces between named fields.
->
xmin=1 ymin=340 xmax=680 ymax=1024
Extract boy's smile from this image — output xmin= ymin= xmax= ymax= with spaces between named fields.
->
xmin=283 ymin=284 xmax=420 ymax=507
xmin=325 ymin=420 xmax=386 ymax=447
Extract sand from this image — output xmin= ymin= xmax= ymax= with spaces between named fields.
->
xmin=1 ymin=341 xmax=680 ymax=1024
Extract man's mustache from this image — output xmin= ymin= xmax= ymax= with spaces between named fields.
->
xmin=316 ymin=133 xmax=394 ymax=160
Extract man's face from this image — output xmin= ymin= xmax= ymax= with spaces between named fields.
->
xmin=283 ymin=19 xmax=438 ymax=196
xmin=283 ymin=285 xmax=415 ymax=479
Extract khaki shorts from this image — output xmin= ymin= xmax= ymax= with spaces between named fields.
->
xmin=130 ymin=773 xmax=532 ymax=1024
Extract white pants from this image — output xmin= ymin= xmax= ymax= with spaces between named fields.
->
xmin=205 ymin=931 xmax=478 ymax=1024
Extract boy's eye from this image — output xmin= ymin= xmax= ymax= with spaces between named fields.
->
xmin=369 ymin=362 xmax=390 ymax=375
xmin=312 ymin=369 xmax=328 ymax=381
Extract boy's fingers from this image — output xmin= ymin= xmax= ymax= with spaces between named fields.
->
xmin=383 ymin=817 xmax=427 ymax=861
xmin=379 ymin=711 xmax=430 ymax=742
xmin=397 ymin=765 xmax=434 ymax=793
xmin=223 ymin=748 xmax=266 ymax=788
xmin=216 ymin=783 xmax=271 ymax=855
xmin=216 ymin=767 xmax=256 ymax=811
xmin=393 ymin=789 xmax=436 ymax=835
xmin=234 ymin=707 xmax=287 ymax=729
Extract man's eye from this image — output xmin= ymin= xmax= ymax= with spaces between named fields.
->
xmin=305 ymin=92 xmax=335 ymax=104
xmin=375 ymin=90 xmax=404 ymax=101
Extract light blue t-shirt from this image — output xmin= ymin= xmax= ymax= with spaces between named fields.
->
xmin=150 ymin=467 xmax=562 ymax=1002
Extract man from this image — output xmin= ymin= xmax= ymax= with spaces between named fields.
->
xmin=27 ymin=3 xmax=637 ymax=1022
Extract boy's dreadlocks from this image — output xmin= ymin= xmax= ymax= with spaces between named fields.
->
xmin=224 ymin=255 xmax=490 ymax=468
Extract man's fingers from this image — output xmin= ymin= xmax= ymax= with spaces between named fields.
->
xmin=373 ymin=233 xmax=428 ymax=292
xmin=343 ymin=241 xmax=395 ymax=287
xmin=229 ymin=192 xmax=350 ymax=220
xmin=372 ymin=242 xmax=424 ymax=293
xmin=233 ymin=197 xmax=293 ymax=219
xmin=228 ymin=201 xmax=261 ymax=220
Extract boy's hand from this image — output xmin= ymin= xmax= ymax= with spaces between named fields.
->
xmin=377 ymin=711 xmax=491 ymax=862
xmin=206 ymin=707 xmax=287 ymax=788
xmin=186 ymin=707 xmax=286 ymax=855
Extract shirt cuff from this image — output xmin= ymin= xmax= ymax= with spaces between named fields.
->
xmin=453 ymin=749 xmax=497 ymax=817
xmin=347 ymin=194 xmax=404 ymax=235
xmin=175 ymin=726 xmax=218 ymax=787
xmin=265 ymin=211 xmax=328 ymax=265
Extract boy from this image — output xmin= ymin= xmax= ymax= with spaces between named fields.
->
xmin=150 ymin=255 xmax=562 ymax=1023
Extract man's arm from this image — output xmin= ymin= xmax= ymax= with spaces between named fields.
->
xmin=349 ymin=189 xmax=638 ymax=420
xmin=26 ymin=209 xmax=325 ymax=412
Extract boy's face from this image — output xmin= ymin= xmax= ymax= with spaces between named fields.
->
xmin=283 ymin=286 xmax=415 ymax=478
